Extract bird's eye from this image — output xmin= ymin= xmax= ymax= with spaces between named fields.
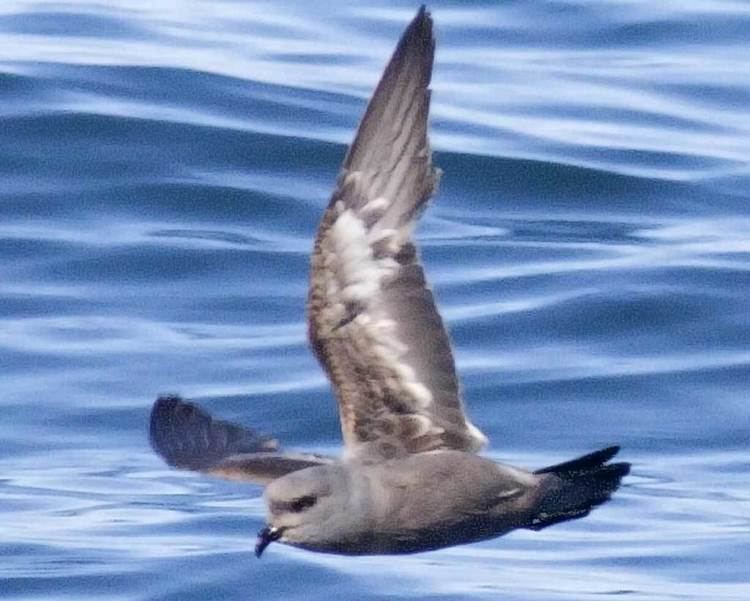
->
xmin=290 ymin=495 xmax=317 ymax=512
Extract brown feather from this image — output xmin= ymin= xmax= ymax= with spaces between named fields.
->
xmin=307 ymin=7 xmax=486 ymax=461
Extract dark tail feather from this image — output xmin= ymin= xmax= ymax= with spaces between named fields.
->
xmin=528 ymin=446 xmax=630 ymax=531
xmin=534 ymin=445 xmax=621 ymax=476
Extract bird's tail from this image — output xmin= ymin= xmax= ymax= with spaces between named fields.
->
xmin=527 ymin=446 xmax=630 ymax=530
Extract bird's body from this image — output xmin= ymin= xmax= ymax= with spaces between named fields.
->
xmin=263 ymin=451 xmax=532 ymax=555
xmin=149 ymin=5 xmax=630 ymax=558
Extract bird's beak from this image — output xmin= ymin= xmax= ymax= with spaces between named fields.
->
xmin=255 ymin=525 xmax=282 ymax=558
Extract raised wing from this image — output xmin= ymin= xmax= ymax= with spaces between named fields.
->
xmin=307 ymin=7 xmax=487 ymax=462
xmin=150 ymin=396 xmax=332 ymax=485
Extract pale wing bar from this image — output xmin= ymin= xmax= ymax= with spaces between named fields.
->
xmin=150 ymin=396 xmax=332 ymax=485
xmin=308 ymin=7 xmax=486 ymax=461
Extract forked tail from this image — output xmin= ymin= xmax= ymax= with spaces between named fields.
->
xmin=528 ymin=445 xmax=630 ymax=530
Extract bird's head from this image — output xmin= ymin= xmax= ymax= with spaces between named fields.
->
xmin=256 ymin=464 xmax=361 ymax=557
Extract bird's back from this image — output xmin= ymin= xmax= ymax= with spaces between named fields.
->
xmin=360 ymin=451 xmax=538 ymax=554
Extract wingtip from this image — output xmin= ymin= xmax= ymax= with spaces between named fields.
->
xmin=149 ymin=394 xmax=181 ymax=451
xmin=416 ymin=4 xmax=431 ymax=24
xmin=396 ymin=4 xmax=434 ymax=64
xmin=340 ymin=3 xmax=436 ymax=173
xmin=413 ymin=5 xmax=434 ymax=45
xmin=149 ymin=394 xmax=279 ymax=471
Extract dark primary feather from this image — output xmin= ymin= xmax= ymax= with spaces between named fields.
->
xmin=341 ymin=4 xmax=437 ymax=228
xmin=149 ymin=396 xmax=332 ymax=485
xmin=307 ymin=6 xmax=486 ymax=460
xmin=149 ymin=395 xmax=278 ymax=470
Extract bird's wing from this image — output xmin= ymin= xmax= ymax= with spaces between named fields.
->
xmin=149 ymin=396 xmax=333 ymax=485
xmin=307 ymin=7 xmax=486 ymax=462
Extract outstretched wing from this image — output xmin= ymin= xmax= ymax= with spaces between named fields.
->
xmin=150 ymin=396 xmax=332 ymax=485
xmin=307 ymin=7 xmax=486 ymax=462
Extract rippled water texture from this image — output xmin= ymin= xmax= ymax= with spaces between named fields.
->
xmin=1 ymin=1 xmax=749 ymax=599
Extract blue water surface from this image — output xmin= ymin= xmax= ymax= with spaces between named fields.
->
xmin=1 ymin=1 xmax=749 ymax=599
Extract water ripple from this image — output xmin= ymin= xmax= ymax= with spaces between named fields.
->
xmin=1 ymin=1 xmax=748 ymax=599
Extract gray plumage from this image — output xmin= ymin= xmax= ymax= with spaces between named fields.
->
xmin=308 ymin=4 xmax=484 ymax=461
xmin=149 ymin=5 xmax=630 ymax=558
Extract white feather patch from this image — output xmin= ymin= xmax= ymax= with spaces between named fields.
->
xmin=361 ymin=196 xmax=389 ymax=216
xmin=327 ymin=204 xmax=436 ymax=414
xmin=465 ymin=421 xmax=489 ymax=450
xmin=330 ymin=209 xmax=400 ymax=304
xmin=402 ymin=381 xmax=433 ymax=408
xmin=331 ymin=210 xmax=379 ymax=301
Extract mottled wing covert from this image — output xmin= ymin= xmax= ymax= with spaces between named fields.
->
xmin=307 ymin=7 xmax=487 ymax=461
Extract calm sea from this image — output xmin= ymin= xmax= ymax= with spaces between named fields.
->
xmin=1 ymin=1 xmax=748 ymax=599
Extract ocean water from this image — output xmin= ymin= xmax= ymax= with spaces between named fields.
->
xmin=1 ymin=1 xmax=749 ymax=599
